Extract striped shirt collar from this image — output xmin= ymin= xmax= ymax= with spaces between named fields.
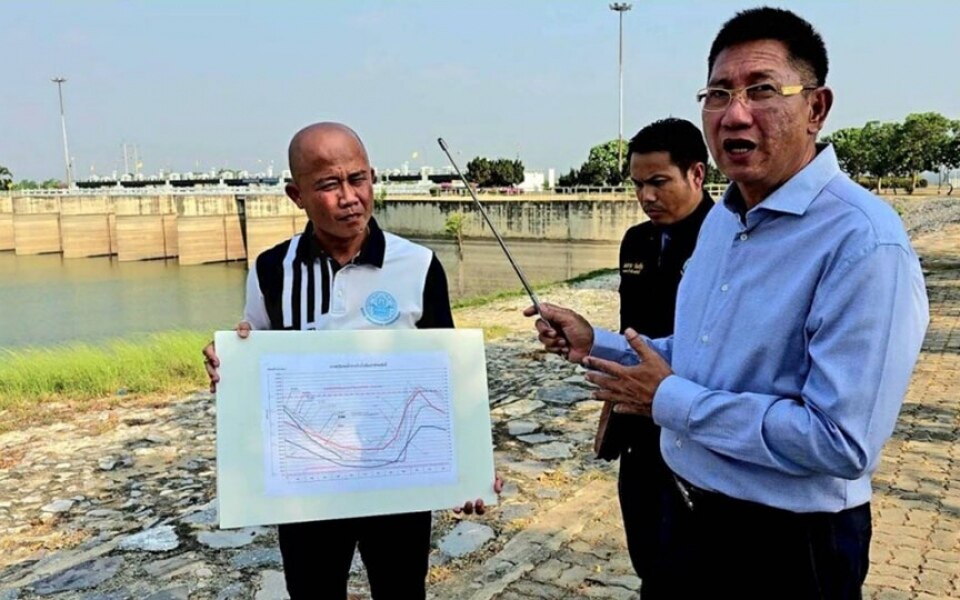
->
xmin=299 ymin=216 xmax=386 ymax=268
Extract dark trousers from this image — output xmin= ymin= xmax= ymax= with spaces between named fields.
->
xmin=617 ymin=417 xmax=670 ymax=599
xmin=277 ymin=511 xmax=432 ymax=600
xmin=659 ymin=475 xmax=872 ymax=600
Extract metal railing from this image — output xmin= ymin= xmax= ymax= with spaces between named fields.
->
xmin=0 ymin=182 xmax=733 ymax=200
xmin=1 ymin=185 xmax=285 ymax=197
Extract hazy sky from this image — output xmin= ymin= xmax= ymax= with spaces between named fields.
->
xmin=3 ymin=0 xmax=958 ymax=181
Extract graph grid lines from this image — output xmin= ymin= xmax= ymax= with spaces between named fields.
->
xmin=261 ymin=356 xmax=456 ymax=493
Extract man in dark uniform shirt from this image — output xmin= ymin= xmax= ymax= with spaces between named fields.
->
xmin=595 ymin=118 xmax=714 ymax=598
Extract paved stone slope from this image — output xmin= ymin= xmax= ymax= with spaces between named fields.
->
xmin=1 ymin=224 xmax=958 ymax=599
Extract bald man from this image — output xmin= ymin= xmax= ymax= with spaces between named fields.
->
xmin=203 ymin=123 xmax=497 ymax=599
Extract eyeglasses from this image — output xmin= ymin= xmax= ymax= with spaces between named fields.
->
xmin=695 ymin=82 xmax=817 ymax=112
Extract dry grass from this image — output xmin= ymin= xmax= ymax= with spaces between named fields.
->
xmin=79 ymin=411 xmax=121 ymax=437
xmin=0 ymin=519 xmax=92 ymax=568
xmin=537 ymin=469 xmax=574 ymax=489
xmin=0 ymin=392 xmax=183 ymax=435
xmin=0 ymin=446 xmax=26 ymax=470
xmin=428 ymin=564 xmax=456 ymax=584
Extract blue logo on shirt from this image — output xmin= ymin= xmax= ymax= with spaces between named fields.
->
xmin=362 ymin=291 xmax=400 ymax=325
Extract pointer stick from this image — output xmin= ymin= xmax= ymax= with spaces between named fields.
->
xmin=437 ymin=137 xmax=543 ymax=316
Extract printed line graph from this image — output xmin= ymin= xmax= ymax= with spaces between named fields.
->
xmin=279 ymin=384 xmax=450 ymax=468
xmin=261 ymin=352 xmax=456 ymax=493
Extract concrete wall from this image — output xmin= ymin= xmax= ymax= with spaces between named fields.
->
xmin=246 ymin=217 xmax=296 ymax=266
xmin=294 ymin=215 xmax=309 ymax=233
xmin=114 ymin=195 xmax=177 ymax=261
xmin=114 ymin=195 xmax=177 ymax=216
xmin=177 ymin=217 xmax=227 ymax=265
xmin=377 ymin=198 xmax=645 ymax=242
xmin=243 ymin=194 xmax=300 ymax=218
xmin=175 ymin=195 xmax=245 ymax=265
xmin=60 ymin=196 xmax=114 ymax=258
xmin=14 ymin=214 xmax=61 ymax=255
xmin=61 ymin=215 xmax=113 ymax=258
xmin=60 ymin=195 xmax=113 ymax=216
xmin=13 ymin=197 xmax=62 ymax=255
xmin=242 ymin=195 xmax=306 ymax=265
xmin=0 ymin=196 xmax=13 ymax=251
xmin=5 ymin=192 xmax=647 ymax=263
xmin=116 ymin=215 xmax=178 ymax=261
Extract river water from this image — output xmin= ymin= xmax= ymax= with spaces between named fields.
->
xmin=0 ymin=239 xmax=618 ymax=348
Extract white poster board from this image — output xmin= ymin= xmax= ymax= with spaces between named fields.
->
xmin=215 ymin=329 xmax=496 ymax=528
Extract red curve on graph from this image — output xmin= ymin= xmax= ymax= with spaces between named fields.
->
xmin=287 ymin=387 xmax=447 ymax=452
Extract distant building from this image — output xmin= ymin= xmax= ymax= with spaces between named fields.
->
xmin=518 ymin=171 xmax=545 ymax=192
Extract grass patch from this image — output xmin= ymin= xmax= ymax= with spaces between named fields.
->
xmin=562 ymin=267 xmax=617 ymax=285
xmin=451 ymin=268 xmax=617 ymax=310
xmin=0 ymin=330 xmax=209 ymax=410
xmin=452 ymin=288 xmax=529 ymax=310
xmin=482 ymin=325 xmax=511 ymax=340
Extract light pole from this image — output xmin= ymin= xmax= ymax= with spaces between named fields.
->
xmin=609 ymin=3 xmax=631 ymax=182
xmin=51 ymin=77 xmax=73 ymax=188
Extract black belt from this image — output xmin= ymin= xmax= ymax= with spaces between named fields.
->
xmin=670 ymin=473 xmax=740 ymax=512
xmin=670 ymin=474 xmax=855 ymax=518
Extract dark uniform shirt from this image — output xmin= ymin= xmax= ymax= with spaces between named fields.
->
xmin=618 ymin=191 xmax=714 ymax=338
xmin=597 ymin=191 xmax=713 ymax=459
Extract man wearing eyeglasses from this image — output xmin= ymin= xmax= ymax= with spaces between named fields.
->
xmin=527 ymin=7 xmax=928 ymax=599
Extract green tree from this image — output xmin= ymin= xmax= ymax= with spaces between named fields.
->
xmin=40 ymin=179 xmax=63 ymax=189
xmin=824 ymin=127 xmax=870 ymax=180
xmin=489 ymin=158 xmax=524 ymax=187
xmin=0 ymin=165 xmax=11 ymax=191
xmin=443 ymin=211 xmax=466 ymax=257
xmin=934 ymin=119 xmax=960 ymax=191
xmin=465 ymin=157 xmax=492 ymax=186
xmin=896 ymin=112 xmax=953 ymax=190
xmin=704 ymin=161 xmax=729 ymax=186
xmin=557 ymin=168 xmax=579 ymax=187
xmin=374 ymin=185 xmax=388 ymax=208
xmin=860 ymin=121 xmax=901 ymax=193
xmin=943 ymin=123 xmax=960 ymax=195
xmin=579 ymin=139 xmax=628 ymax=186
xmin=12 ymin=179 xmax=39 ymax=190
xmin=465 ymin=157 xmax=524 ymax=188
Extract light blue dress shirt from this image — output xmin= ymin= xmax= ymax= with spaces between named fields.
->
xmin=592 ymin=145 xmax=929 ymax=512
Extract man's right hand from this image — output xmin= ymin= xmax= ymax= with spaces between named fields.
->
xmin=522 ymin=303 xmax=594 ymax=364
xmin=202 ymin=321 xmax=252 ymax=393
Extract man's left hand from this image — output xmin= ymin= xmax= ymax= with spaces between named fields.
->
xmin=583 ymin=328 xmax=673 ymax=417
xmin=454 ymin=475 xmax=504 ymax=516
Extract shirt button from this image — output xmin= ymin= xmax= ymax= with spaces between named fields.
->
xmin=701 ymin=335 xmax=709 ymax=343
xmin=675 ymin=438 xmax=683 ymax=449
xmin=739 ymin=233 xmax=749 ymax=241
xmin=721 ymin=284 xmax=729 ymax=292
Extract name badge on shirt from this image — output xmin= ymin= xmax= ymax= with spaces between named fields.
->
xmin=362 ymin=290 xmax=400 ymax=325
xmin=622 ymin=261 xmax=644 ymax=275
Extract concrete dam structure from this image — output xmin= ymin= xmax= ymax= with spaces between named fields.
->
xmin=0 ymin=192 xmax=644 ymax=266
